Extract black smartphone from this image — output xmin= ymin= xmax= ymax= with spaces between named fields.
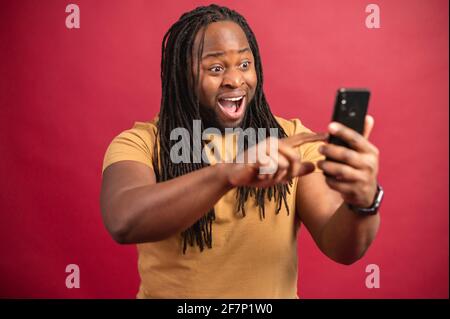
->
xmin=326 ymin=88 xmax=370 ymax=164
xmin=328 ymin=88 xmax=370 ymax=148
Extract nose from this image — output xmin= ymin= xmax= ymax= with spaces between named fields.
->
xmin=222 ymin=68 xmax=245 ymax=89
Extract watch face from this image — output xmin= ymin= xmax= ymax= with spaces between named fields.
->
xmin=349 ymin=185 xmax=383 ymax=215
xmin=375 ymin=186 xmax=384 ymax=205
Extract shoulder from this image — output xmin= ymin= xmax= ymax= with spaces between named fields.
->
xmin=102 ymin=118 xmax=159 ymax=173
xmin=110 ymin=122 xmax=157 ymax=152
xmin=122 ymin=120 xmax=158 ymax=145
xmin=274 ymin=115 xmax=325 ymax=173
xmin=273 ymin=115 xmax=315 ymax=136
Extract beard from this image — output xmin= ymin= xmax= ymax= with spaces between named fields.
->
xmin=198 ymin=104 xmax=224 ymax=131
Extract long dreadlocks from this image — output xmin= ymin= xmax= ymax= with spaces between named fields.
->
xmin=152 ymin=4 xmax=292 ymax=253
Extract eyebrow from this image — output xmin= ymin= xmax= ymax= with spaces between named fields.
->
xmin=202 ymin=47 xmax=251 ymax=59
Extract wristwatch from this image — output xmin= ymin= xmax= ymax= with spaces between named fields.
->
xmin=347 ymin=184 xmax=384 ymax=215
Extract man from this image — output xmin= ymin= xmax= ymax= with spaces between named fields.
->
xmin=100 ymin=4 xmax=381 ymax=298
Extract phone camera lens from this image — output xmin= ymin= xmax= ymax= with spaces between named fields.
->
xmin=340 ymin=99 xmax=347 ymax=111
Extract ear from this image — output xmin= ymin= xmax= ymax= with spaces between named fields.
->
xmin=363 ymin=115 xmax=375 ymax=139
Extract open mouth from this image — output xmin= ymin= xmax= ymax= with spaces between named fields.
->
xmin=217 ymin=95 xmax=246 ymax=120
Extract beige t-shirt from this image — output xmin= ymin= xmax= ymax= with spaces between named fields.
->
xmin=102 ymin=116 xmax=325 ymax=298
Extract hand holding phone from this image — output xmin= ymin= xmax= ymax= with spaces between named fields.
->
xmin=321 ymin=88 xmax=383 ymax=214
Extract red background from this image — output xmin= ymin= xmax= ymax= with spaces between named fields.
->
xmin=0 ymin=0 xmax=448 ymax=298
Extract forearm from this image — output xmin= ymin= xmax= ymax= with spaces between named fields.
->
xmin=319 ymin=202 xmax=380 ymax=265
xmin=114 ymin=164 xmax=232 ymax=244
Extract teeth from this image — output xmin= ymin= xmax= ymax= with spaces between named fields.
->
xmin=222 ymin=96 xmax=243 ymax=101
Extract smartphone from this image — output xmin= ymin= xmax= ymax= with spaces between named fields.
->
xmin=326 ymin=88 xmax=370 ymax=163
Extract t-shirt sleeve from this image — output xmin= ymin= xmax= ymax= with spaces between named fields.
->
xmin=290 ymin=118 xmax=326 ymax=173
xmin=102 ymin=122 xmax=156 ymax=174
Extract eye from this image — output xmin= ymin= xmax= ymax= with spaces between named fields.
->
xmin=240 ymin=61 xmax=251 ymax=70
xmin=209 ymin=65 xmax=224 ymax=73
